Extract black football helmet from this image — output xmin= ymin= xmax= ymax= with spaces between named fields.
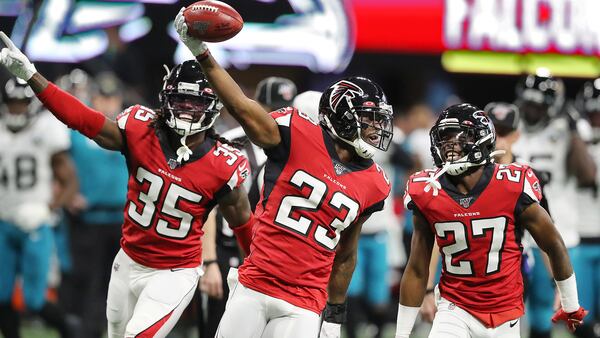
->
xmin=0 ymin=77 xmax=41 ymax=132
xmin=430 ymin=103 xmax=496 ymax=176
xmin=576 ymin=78 xmax=600 ymax=128
xmin=319 ymin=77 xmax=393 ymax=159
xmin=515 ymin=69 xmax=565 ymax=131
xmin=159 ymin=60 xmax=221 ymax=136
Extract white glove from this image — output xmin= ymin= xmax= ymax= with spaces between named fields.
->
xmin=0 ymin=31 xmax=37 ymax=81
xmin=174 ymin=7 xmax=208 ymax=57
xmin=319 ymin=321 xmax=341 ymax=338
xmin=12 ymin=203 xmax=52 ymax=232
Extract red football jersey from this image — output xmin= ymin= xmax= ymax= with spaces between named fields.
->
xmin=405 ymin=163 xmax=543 ymax=326
xmin=116 ymin=105 xmax=249 ymax=269
xmin=238 ymin=107 xmax=391 ymax=314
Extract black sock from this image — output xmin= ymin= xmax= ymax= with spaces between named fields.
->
xmin=529 ymin=329 xmax=552 ymax=338
xmin=0 ymin=303 xmax=21 ymax=338
xmin=38 ymin=302 xmax=72 ymax=338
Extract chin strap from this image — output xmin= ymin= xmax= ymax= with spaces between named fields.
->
xmin=176 ymin=134 xmax=193 ymax=163
xmin=424 ymin=150 xmax=505 ymax=196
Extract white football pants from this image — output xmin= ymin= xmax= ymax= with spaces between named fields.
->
xmin=429 ymin=295 xmax=521 ymax=338
xmin=215 ymin=268 xmax=320 ymax=338
xmin=106 ymin=249 xmax=202 ymax=338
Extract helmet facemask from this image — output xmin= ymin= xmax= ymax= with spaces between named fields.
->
xmin=430 ymin=117 xmax=495 ymax=176
xmin=319 ymin=78 xmax=394 ymax=159
xmin=160 ymin=89 xmax=221 ymax=136
xmin=356 ymin=105 xmax=393 ymax=152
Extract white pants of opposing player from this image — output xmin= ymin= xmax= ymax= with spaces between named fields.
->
xmin=106 ymin=249 xmax=202 ymax=338
xmin=429 ymin=295 xmax=521 ymax=338
xmin=216 ymin=268 xmax=320 ymax=338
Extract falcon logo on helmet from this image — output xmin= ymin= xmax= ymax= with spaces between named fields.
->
xmin=329 ymin=80 xmax=363 ymax=112
xmin=319 ymin=77 xmax=393 ymax=159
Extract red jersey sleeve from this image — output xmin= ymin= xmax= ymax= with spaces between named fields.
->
xmin=212 ymin=142 xmax=251 ymax=201
xmin=265 ymin=107 xmax=295 ymax=161
xmin=515 ymin=165 xmax=543 ymax=215
xmin=404 ymin=169 xmax=438 ymax=213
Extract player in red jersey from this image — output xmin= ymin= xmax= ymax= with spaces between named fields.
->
xmin=395 ymin=103 xmax=588 ymax=338
xmin=174 ymin=10 xmax=392 ymax=338
xmin=0 ymin=32 xmax=255 ymax=338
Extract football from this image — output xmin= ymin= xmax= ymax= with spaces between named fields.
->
xmin=183 ymin=0 xmax=243 ymax=42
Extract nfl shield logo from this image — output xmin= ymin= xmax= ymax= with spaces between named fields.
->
xmin=334 ymin=162 xmax=348 ymax=175
xmin=168 ymin=158 xmax=179 ymax=169
xmin=459 ymin=197 xmax=473 ymax=208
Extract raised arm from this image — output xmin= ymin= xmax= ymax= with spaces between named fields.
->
xmin=395 ymin=211 xmax=435 ymax=338
xmin=519 ymin=202 xmax=588 ymax=332
xmin=173 ymin=9 xmax=280 ymax=149
xmin=0 ymin=32 xmax=123 ymax=151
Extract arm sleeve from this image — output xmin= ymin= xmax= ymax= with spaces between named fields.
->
xmin=36 ymin=83 xmax=106 ymax=139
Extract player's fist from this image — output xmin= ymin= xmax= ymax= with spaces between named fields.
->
xmin=0 ymin=31 xmax=37 ymax=81
xmin=174 ymin=8 xmax=208 ymax=57
xmin=551 ymin=306 xmax=588 ymax=332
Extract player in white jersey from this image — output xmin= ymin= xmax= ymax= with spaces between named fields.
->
xmin=0 ymin=78 xmax=78 ymax=338
xmin=512 ymin=70 xmax=597 ymax=338
xmin=572 ymin=79 xmax=600 ymax=338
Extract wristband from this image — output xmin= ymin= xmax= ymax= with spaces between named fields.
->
xmin=323 ymin=302 xmax=347 ymax=324
xmin=555 ymin=273 xmax=580 ymax=313
xmin=425 ymin=288 xmax=434 ymax=295
xmin=395 ymin=304 xmax=419 ymax=338
xmin=232 ymin=213 xmax=254 ymax=255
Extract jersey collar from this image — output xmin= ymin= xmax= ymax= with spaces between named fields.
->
xmin=155 ymin=127 xmax=215 ymax=168
xmin=439 ymin=163 xmax=495 ymax=209
xmin=321 ymin=128 xmax=373 ymax=175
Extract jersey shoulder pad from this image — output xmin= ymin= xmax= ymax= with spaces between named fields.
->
xmin=522 ymin=165 xmax=543 ymax=202
xmin=117 ymin=105 xmax=156 ymax=131
xmin=404 ymin=169 xmax=438 ymax=210
xmin=495 ymin=163 xmax=542 ymax=201
xmin=373 ymin=162 xmax=392 ymax=194
xmin=212 ymin=142 xmax=251 ymax=190
xmin=269 ymin=107 xmax=295 ymax=127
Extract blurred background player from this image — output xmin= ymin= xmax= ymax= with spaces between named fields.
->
xmin=0 ymin=77 xmax=78 ymax=338
xmin=573 ymin=79 xmax=600 ymax=338
xmin=513 ymin=70 xmax=597 ymax=338
xmin=197 ymin=76 xmax=297 ymax=338
xmin=62 ymin=71 xmax=128 ymax=338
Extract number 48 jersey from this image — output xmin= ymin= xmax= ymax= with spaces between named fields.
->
xmin=238 ymin=107 xmax=391 ymax=314
xmin=116 ymin=105 xmax=249 ymax=269
xmin=404 ymin=163 xmax=542 ymax=327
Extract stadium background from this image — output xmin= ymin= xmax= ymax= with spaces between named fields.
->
xmin=0 ymin=0 xmax=596 ymax=337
